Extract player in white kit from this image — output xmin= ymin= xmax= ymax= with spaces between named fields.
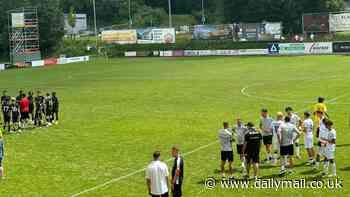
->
xmin=285 ymin=107 xmax=302 ymax=159
xmin=259 ymin=109 xmax=274 ymax=163
xmin=271 ymin=112 xmax=284 ymax=165
xmin=302 ymin=112 xmax=315 ymax=166
xmin=320 ymin=120 xmax=336 ymax=177
xmin=315 ymin=117 xmax=328 ymax=168
xmin=233 ymin=117 xmax=248 ymax=174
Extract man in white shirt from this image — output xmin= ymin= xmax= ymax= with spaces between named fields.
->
xmin=233 ymin=118 xmax=247 ymax=173
xmin=316 ymin=117 xmax=328 ymax=168
xmin=259 ymin=109 xmax=274 ymax=163
xmin=302 ymin=112 xmax=315 ymax=165
xmin=146 ymin=151 xmax=170 ymax=197
xmin=218 ymin=122 xmax=234 ymax=177
xmin=285 ymin=107 xmax=302 ymax=159
xmin=278 ymin=116 xmax=301 ymax=175
xmin=320 ymin=120 xmax=337 ymax=177
xmin=271 ymin=112 xmax=284 ymax=164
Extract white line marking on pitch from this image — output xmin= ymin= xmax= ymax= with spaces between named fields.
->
xmin=70 ymin=141 xmax=218 ymax=197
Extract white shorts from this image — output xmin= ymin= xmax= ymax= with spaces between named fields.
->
xmin=325 ymin=147 xmax=335 ymax=160
xmin=304 ymin=136 xmax=313 ymax=149
xmin=272 ymin=134 xmax=279 ymax=152
xmin=318 ymin=146 xmax=326 ymax=157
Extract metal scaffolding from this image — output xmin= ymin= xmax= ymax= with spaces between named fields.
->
xmin=8 ymin=7 xmax=41 ymax=64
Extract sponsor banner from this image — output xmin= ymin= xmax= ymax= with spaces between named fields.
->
xmin=173 ymin=50 xmax=184 ymax=57
xmin=160 ymin=51 xmax=173 ymax=57
xmin=0 ymin=64 xmax=5 ymax=71
xmin=303 ymin=14 xmax=329 ymax=33
xmin=304 ymin=42 xmax=332 ymax=54
xmin=44 ymin=58 xmax=58 ymax=65
xmin=102 ymin=30 xmax=137 ymax=44
xmin=333 ymin=42 xmax=350 ymax=53
xmin=12 ymin=13 xmax=25 ymax=28
xmin=193 ymin=25 xmax=233 ymax=40
xmin=65 ymin=56 xmax=89 ymax=64
xmin=31 ymin=60 xmax=44 ymax=67
xmin=125 ymin=51 xmax=137 ymax=57
xmin=279 ymin=43 xmax=306 ymax=55
xmin=329 ymin=13 xmax=350 ymax=32
xmin=183 ymin=49 xmax=266 ymax=56
xmin=137 ymin=28 xmax=176 ymax=44
xmin=238 ymin=49 xmax=268 ymax=55
xmin=268 ymin=43 xmax=280 ymax=54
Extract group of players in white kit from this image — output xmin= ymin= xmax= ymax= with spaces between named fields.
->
xmin=219 ymin=97 xmax=337 ymax=179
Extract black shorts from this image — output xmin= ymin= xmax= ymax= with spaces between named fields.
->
xmin=280 ymin=145 xmax=294 ymax=156
xmin=316 ymin=128 xmax=320 ymax=138
xmin=0 ymin=158 xmax=2 ymax=167
xmin=53 ymin=107 xmax=59 ymax=113
xmin=263 ymin=135 xmax=273 ymax=145
xmin=221 ymin=151 xmax=233 ymax=162
xmin=12 ymin=115 xmax=19 ymax=123
xmin=20 ymin=112 xmax=29 ymax=120
xmin=236 ymin=145 xmax=244 ymax=155
xmin=152 ymin=192 xmax=169 ymax=197
xmin=246 ymin=152 xmax=260 ymax=163
xmin=3 ymin=115 xmax=10 ymax=123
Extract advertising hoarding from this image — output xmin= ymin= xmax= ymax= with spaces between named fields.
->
xmin=333 ymin=42 xmax=350 ymax=53
xmin=304 ymin=42 xmax=332 ymax=54
xmin=102 ymin=30 xmax=137 ymax=44
xmin=329 ymin=13 xmax=350 ymax=32
xmin=193 ymin=25 xmax=233 ymax=40
xmin=137 ymin=28 xmax=176 ymax=44
xmin=303 ymin=14 xmax=330 ymax=33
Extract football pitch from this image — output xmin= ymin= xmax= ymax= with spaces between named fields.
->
xmin=1 ymin=55 xmax=350 ymax=196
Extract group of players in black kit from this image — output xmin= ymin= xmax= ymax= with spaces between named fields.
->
xmin=1 ymin=90 xmax=60 ymax=133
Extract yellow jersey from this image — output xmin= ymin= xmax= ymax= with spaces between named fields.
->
xmin=314 ymin=103 xmax=327 ymax=114
xmin=0 ymin=128 xmax=3 ymax=139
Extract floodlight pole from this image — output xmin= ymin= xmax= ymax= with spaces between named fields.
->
xmin=201 ymin=0 xmax=205 ymax=24
xmin=92 ymin=0 xmax=98 ymax=47
xmin=168 ymin=0 xmax=172 ymax=27
xmin=128 ymin=0 xmax=132 ymax=28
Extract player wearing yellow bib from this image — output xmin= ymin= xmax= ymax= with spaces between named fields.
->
xmin=314 ymin=97 xmax=328 ymax=134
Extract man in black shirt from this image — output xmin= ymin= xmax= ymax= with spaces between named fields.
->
xmin=16 ymin=90 xmax=24 ymax=104
xmin=34 ymin=91 xmax=45 ymax=126
xmin=10 ymin=98 xmax=20 ymax=132
xmin=28 ymin=91 xmax=35 ymax=123
xmin=243 ymin=122 xmax=263 ymax=179
xmin=52 ymin=92 xmax=59 ymax=124
xmin=171 ymin=145 xmax=184 ymax=197
xmin=1 ymin=91 xmax=11 ymax=131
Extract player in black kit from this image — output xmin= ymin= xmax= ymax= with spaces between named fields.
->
xmin=243 ymin=122 xmax=263 ymax=179
xmin=10 ymin=98 xmax=20 ymax=132
xmin=1 ymin=94 xmax=11 ymax=132
xmin=34 ymin=91 xmax=45 ymax=126
xmin=52 ymin=92 xmax=59 ymax=124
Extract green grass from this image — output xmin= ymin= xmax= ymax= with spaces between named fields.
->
xmin=1 ymin=55 xmax=350 ymax=197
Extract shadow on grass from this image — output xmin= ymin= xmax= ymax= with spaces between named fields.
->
xmin=260 ymin=173 xmax=283 ymax=179
xmin=340 ymin=166 xmax=350 ymax=171
xmin=300 ymin=169 xmax=319 ymax=175
xmin=304 ymin=174 xmax=324 ymax=181
xmin=336 ymin=144 xmax=350 ymax=148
